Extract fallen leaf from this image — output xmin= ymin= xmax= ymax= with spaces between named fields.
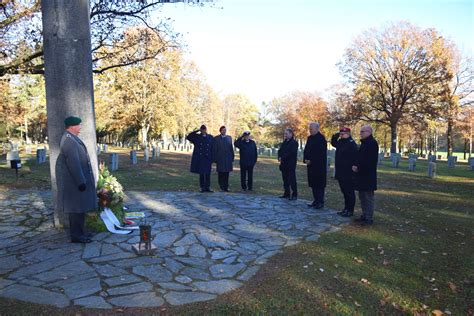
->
xmin=336 ymin=293 xmax=343 ymax=298
xmin=319 ymin=268 xmax=324 ymax=272
xmin=303 ymin=265 xmax=308 ymax=269
xmin=382 ymin=259 xmax=390 ymax=266
xmin=334 ymin=264 xmax=339 ymax=268
xmin=444 ymin=310 xmax=452 ymax=315
xmin=421 ymin=251 xmax=429 ymax=254
xmin=432 ymin=310 xmax=443 ymax=316
xmin=360 ymin=278 xmax=370 ymax=284
xmin=447 ymin=282 xmax=457 ymax=292
xmin=354 ymin=301 xmax=361 ymax=307
xmin=379 ymin=299 xmax=387 ymax=306
xmin=353 ymin=257 xmax=363 ymax=264
xmin=379 ymin=250 xmax=385 ymax=255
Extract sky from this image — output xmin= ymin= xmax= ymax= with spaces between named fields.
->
xmin=155 ymin=0 xmax=473 ymax=106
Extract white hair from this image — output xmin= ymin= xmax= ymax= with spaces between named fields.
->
xmin=361 ymin=125 xmax=373 ymax=134
xmin=309 ymin=122 xmax=320 ymax=129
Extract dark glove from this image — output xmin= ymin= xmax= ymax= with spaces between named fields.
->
xmin=78 ymin=183 xmax=86 ymax=192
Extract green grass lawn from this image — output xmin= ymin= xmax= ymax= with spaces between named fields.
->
xmin=1 ymin=148 xmax=473 ymax=315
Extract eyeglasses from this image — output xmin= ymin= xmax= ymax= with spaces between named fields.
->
xmin=360 ymin=130 xmax=369 ymax=133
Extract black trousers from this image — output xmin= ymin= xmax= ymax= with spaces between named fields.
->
xmin=199 ymin=173 xmax=211 ymax=190
xmin=69 ymin=212 xmax=85 ymax=240
xmin=240 ymin=165 xmax=254 ymax=190
xmin=281 ymin=168 xmax=297 ymax=197
xmin=338 ymin=178 xmax=355 ymax=212
xmin=311 ymin=187 xmax=325 ymax=205
xmin=218 ymin=172 xmax=230 ymax=190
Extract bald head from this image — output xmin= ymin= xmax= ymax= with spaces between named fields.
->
xmin=309 ymin=122 xmax=320 ymax=135
xmin=360 ymin=125 xmax=373 ymax=140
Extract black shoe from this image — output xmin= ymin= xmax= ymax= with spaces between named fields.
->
xmin=248 ymin=188 xmax=253 ymax=191
xmin=205 ymin=189 xmax=214 ymax=193
xmin=71 ymin=236 xmax=92 ymax=243
xmin=279 ymin=195 xmax=290 ymax=199
xmin=337 ymin=209 xmax=346 ymax=215
xmin=200 ymin=189 xmax=206 ymax=193
xmin=242 ymin=188 xmax=247 ymax=191
xmin=307 ymin=201 xmax=316 ymax=207
xmin=289 ymin=196 xmax=297 ymax=200
xmin=224 ymin=189 xmax=230 ymax=192
xmin=314 ymin=203 xmax=324 ymax=209
xmin=340 ymin=210 xmax=354 ymax=217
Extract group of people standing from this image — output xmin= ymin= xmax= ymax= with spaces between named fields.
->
xmin=187 ymin=122 xmax=379 ymax=226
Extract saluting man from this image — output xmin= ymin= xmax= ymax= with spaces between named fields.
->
xmin=186 ymin=125 xmax=214 ymax=192
xmin=331 ymin=127 xmax=358 ymax=217
xmin=57 ymin=116 xmax=96 ymax=243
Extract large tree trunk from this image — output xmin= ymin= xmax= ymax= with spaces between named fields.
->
xmin=447 ymin=117 xmax=454 ymax=157
xmin=42 ymin=0 xmax=98 ymax=227
xmin=390 ymin=123 xmax=398 ymax=153
xmin=139 ymin=124 xmax=149 ymax=148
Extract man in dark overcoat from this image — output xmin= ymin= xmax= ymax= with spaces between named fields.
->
xmin=213 ymin=126 xmax=234 ymax=192
xmin=331 ymin=127 xmax=358 ymax=217
xmin=186 ymin=125 xmax=214 ymax=192
xmin=234 ymin=131 xmax=258 ymax=191
xmin=303 ymin=122 xmax=327 ymax=209
xmin=278 ymin=128 xmax=298 ymax=200
xmin=352 ymin=125 xmax=379 ymax=225
xmin=57 ymin=116 xmax=96 ymax=243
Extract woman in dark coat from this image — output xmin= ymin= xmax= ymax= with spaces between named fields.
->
xmin=186 ymin=125 xmax=214 ymax=192
xmin=330 ymin=127 xmax=358 ymax=216
xmin=234 ymin=131 xmax=258 ymax=191
xmin=278 ymin=128 xmax=298 ymax=200
xmin=213 ymin=126 xmax=234 ymax=192
xmin=303 ymin=122 xmax=327 ymax=209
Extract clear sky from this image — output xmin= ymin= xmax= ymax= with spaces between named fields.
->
xmin=155 ymin=0 xmax=473 ymax=105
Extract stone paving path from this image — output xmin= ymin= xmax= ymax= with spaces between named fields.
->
xmin=0 ymin=190 xmax=349 ymax=309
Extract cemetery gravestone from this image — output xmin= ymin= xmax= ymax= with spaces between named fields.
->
xmin=144 ymin=147 xmax=150 ymax=162
xmin=391 ymin=153 xmax=400 ymax=168
xmin=408 ymin=157 xmax=416 ymax=171
xmin=447 ymin=156 xmax=457 ymax=168
xmin=109 ymin=153 xmax=119 ymax=171
xmin=468 ymin=157 xmax=474 ymax=171
xmin=103 ymin=144 xmax=108 ymax=153
xmin=378 ymin=152 xmax=384 ymax=165
xmin=327 ymin=157 xmax=331 ymax=173
xmin=36 ymin=149 xmax=47 ymax=164
xmin=428 ymin=162 xmax=436 ymax=179
xmin=130 ymin=150 xmax=137 ymax=165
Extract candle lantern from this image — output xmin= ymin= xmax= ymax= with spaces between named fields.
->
xmin=132 ymin=223 xmax=157 ymax=255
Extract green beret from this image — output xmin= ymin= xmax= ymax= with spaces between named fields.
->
xmin=64 ymin=116 xmax=82 ymax=127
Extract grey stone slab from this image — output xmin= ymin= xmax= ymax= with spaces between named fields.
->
xmin=107 ymin=292 xmax=164 ymax=307
xmin=109 ymin=256 xmax=163 ymax=268
xmin=174 ymin=233 xmax=198 ymax=246
xmin=255 ymin=250 xmax=279 ymax=264
xmin=175 ymin=275 xmax=193 ymax=284
xmin=181 ymin=267 xmax=211 ymax=281
xmin=87 ymin=252 xmax=136 ymax=263
xmin=107 ymin=282 xmax=153 ymax=296
xmin=193 ymin=280 xmax=242 ymax=294
xmin=74 ymin=295 xmax=112 ymax=309
xmin=9 ymin=251 xmax=81 ymax=279
xmin=154 ymin=229 xmax=183 ymax=248
xmin=173 ymin=246 xmax=188 ymax=256
xmin=101 ymin=244 xmax=123 ymax=256
xmin=82 ymin=242 xmax=102 ymax=259
xmin=237 ymin=266 xmax=260 ymax=281
xmin=0 ymin=255 xmax=22 ymax=274
xmin=35 ymin=260 xmax=95 ymax=282
xmin=0 ymin=279 xmax=16 ymax=289
xmin=165 ymin=291 xmax=216 ymax=305
xmin=104 ymin=274 xmax=142 ymax=287
xmin=210 ymin=263 xmax=246 ymax=278
xmin=62 ymin=277 xmax=102 ymax=299
xmin=188 ymin=244 xmax=207 ymax=258
xmin=197 ymin=231 xmax=235 ymax=249
xmin=222 ymin=256 xmax=237 ymax=264
xmin=44 ymin=272 xmax=97 ymax=289
xmin=158 ymin=282 xmax=193 ymax=291
xmin=1 ymin=284 xmax=70 ymax=307
xmin=164 ymin=258 xmax=185 ymax=273
xmin=132 ymin=264 xmax=173 ymax=282
xmin=93 ymin=264 xmax=127 ymax=278
xmin=211 ymin=250 xmax=239 ymax=260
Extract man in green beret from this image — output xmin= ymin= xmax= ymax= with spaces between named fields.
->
xmin=56 ymin=116 xmax=96 ymax=243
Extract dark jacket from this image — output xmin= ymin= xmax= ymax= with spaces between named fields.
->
xmin=354 ymin=134 xmax=379 ymax=191
xmin=56 ymin=131 xmax=97 ymax=213
xmin=278 ymin=138 xmax=298 ymax=171
xmin=303 ymin=132 xmax=327 ymax=189
xmin=186 ymin=130 xmax=214 ymax=174
xmin=213 ymin=135 xmax=234 ymax=172
xmin=330 ymin=133 xmax=358 ymax=181
xmin=234 ymin=137 xmax=258 ymax=167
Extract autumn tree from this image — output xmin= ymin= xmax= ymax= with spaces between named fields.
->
xmin=0 ymin=0 xmax=211 ymax=77
xmin=339 ymin=22 xmax=455 ymax=153
xmin=221 ymin=94 xmax=259 ymax=138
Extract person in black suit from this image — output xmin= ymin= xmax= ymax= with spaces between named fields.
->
xmin=278 ymin=128 xmax=298 ymax=200
xmin=352 ymin=125 xmax=379 ymax=225
xmin=234 ymin=131 xmax=258 ymax=191
xmin=303 ymin=122 xmax=327 ymax=209
xmin=186 ymin=125 xmax=214 ymax=192
xmin=331 ymin=127 xmax=358 ymax=217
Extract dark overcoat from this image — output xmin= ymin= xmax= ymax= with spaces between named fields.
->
xmin=303 ymin=133 xmax=327 ymax=189
xmin=234 ymin=137 xmax=257 ymax=167
xmin=354 ymin=134 xmax=379 ymax=191
xmin=278 ymin=138 xmax=298 ymax=171
xmin=56 ymin=131 xmax=97 ymax=214
xmin=213 ymin=135 xmax=234 ymax=172
xmin=330 ymin=133 xmax=358 ymax=181
xmin=186 ymin=131 xmax=214 ymax=174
